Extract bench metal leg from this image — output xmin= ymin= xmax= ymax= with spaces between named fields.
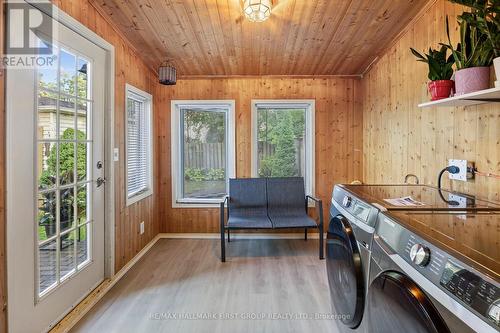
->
xmin=304 ymin=228 xmax=307 ymax=241
xmin=318 ymin=201 xmax=324 ymax=260
xmin=220 ymin=205 xmax=226 ymax=263
xmin=227 ymin=229 xmax=231 ymax=242
xmin=319 ymin=224 xmax=324 ymax=259
xmin=221 ymin=227 xmax=226 ymax=262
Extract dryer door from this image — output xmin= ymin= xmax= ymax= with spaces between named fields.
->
xmin=366 ymin=271 xmax=450 ymax=333
xmin=326 ymin=215 xmax=365 ymax=328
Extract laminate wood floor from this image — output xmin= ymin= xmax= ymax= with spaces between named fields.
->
xmin=71 ymin=238 xmax=342 ymax=333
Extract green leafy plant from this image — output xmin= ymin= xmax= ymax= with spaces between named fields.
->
xmin=38 ymin=128 xmax=87 ymax=240
xmin=184 ymin=168 xmax=225 ymax=181
xmin=258 ymin=158 xmax=273 ymax=177
xmin=449 ymin=0 xmax=500 ymax=58
xmin=184 ymin=168 xmax=205 ymax=182
xmin=207 ymin=168 xmax=225 ymax=181
xmin=442 ymin=15 xmax=494 ymax=69
xmin=258 ymin=114 xmax=298 ymax=177
xmin=410 ymin=45 xmax=455 ymax=80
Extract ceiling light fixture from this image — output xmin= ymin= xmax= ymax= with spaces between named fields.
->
xmin=159 ymin=64 xmax=176 ymax=85
xmin=243 ymin=0 xmax=272 ymax=22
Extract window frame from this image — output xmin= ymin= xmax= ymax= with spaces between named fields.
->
xmin=251 ymin=99 xmax=316 ymax=197
xmin=171 ymin=100 xmax=236 ymax=208
xmin=125 ymin=83 xmax=153 ymax=206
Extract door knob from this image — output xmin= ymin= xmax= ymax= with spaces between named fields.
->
xmin=96 ymin=177 xmax=106 ymax=187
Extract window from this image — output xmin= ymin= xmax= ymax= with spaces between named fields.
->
xmin=126 ymin=84 xmax=153 ymax=206
xmin=171 ymin=100 xmax=235 ymax=207
xmin=252 ymin=100 xmax=315 ymax=195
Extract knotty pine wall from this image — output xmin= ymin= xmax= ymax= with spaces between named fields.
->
xmin=155 ymin=78 xmax=363 ymax=233
xmin=362 ymin=0 xmax=500 ymax=202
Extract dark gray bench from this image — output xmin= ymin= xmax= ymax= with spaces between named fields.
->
xmin=220 ymin=177 xmax=324 ymax=262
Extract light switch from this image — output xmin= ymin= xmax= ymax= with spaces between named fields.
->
xmin=113 ymin=148 xmax=119 ymax=161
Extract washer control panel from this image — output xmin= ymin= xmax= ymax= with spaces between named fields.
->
xmin=332 ymin=186 xmax=378 ymax=227
xmin=440 ymin=261 xmax=500 ymax=328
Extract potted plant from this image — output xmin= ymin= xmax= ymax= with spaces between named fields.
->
xmin=38 ymin=188 xmax=74 ymax=239
xmin=443 ymin=15 xmax=494 ymax=95
xmin=449 ymin=0 xmax=500 ymax=87
xmin=410 ymin=45 xmax=455 ymax=100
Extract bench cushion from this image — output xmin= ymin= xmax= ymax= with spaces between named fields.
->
xmin=267 ymin=177 xmax=316 ymax=228
xmin=271 ymin=215 xmax=317 ymax=228
xmin=227 ymin=215 xmax=273 ymax=229
xmin=228 ymin=178 xmax=272 ymax=228
xmin=267 ymin=177 xmax=307 ymax=217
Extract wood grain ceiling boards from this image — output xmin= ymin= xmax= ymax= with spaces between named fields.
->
xmin=89 ymin=0 xmax=432 ymax=76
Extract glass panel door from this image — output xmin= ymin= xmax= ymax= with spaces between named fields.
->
xmin=36 ymin=45 xmax=93 ymax=297
xmin=7 ymin=7 xmax=106 ymax=332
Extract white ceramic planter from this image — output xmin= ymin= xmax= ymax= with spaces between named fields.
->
xmin=494 ymin=56 xmax=500 ymax=88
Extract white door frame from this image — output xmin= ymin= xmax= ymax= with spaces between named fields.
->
xmin=6 ymin=1 xmax=116 ymax=285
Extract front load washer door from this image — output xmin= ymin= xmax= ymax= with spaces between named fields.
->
xmin=326 ymin=215 xmax=365 ymax=329
xmin=366 ymin=271 xmax=450 ymax=333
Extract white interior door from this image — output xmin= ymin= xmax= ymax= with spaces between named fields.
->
xmin=6 ymin=9 xmax=106 ymax=333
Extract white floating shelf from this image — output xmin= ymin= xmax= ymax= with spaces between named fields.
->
xmin=418 ymin=87 xmax=500 ymax=108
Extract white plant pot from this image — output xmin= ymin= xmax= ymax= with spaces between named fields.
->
xmin=494 ymin=56 xmax=500 ymax=88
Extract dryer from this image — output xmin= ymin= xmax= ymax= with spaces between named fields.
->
xmin=327 ymin=186 xmax=379 ymax=330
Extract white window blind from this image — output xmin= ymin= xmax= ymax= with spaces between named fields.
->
xmin=126 ymin=85 xmax=153 ymax=205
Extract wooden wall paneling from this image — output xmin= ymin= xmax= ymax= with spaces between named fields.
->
xmin=420 ymin=3 xmax=440 ymax=186
xmin=483 ymin=109 xmax=500 ymax=200
xmin=394 ymin=37 xmax=409 ymax=182
xmin=155 ymin=77 xmax=363 ymax=233
xmin=361 ymin=0 xmax=500 ymax=202
xmin=352 ymin=79 xmax=363 ymax=181
xmin=361 ymin=64 xmax=371 ymax=183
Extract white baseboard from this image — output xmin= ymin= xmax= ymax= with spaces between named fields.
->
xmin=159 ymin=232 xmax=327 ymax=240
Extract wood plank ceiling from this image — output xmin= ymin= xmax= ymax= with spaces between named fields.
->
xmin=90 ymin=0 xmax=431 ymax=76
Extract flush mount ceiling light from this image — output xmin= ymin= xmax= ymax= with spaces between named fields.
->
xmin=243 ymin=0 xmax=272 ymax=22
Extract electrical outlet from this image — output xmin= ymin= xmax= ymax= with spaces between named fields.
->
xmin=448 ymin=194 xmax=467 ymax=208
xmin=448 ymin=159 xmax=469 ymax=181
xmin=449 ymin=193 xmax=476 ymax=207
xmin=140 ymin=221 xmax=145 ymax=235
